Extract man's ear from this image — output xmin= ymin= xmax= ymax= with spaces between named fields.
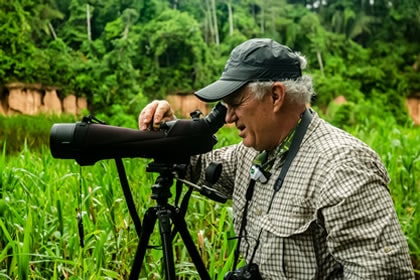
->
xmin=272 ymin=82 xmax=286 ymax=112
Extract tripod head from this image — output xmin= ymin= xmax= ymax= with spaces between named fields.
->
xmin=145 ymin=161 xmax=227 ymax=204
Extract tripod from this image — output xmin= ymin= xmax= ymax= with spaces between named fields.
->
xmin=114 ymin=158 xmax=211 ymax=280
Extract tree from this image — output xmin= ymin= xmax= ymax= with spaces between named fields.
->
xmin=135 ymin=9 xmax=211 ymax=98
xmin=0 ymin=0 xmax=36 ymax=83
xmin=25 ymin=0 xmax=64 ymax=46
xmin=205 ymin=0 xmax=220 ymax=45
xmin=370 ymin=0 xmax=420 ymax=44
xmin=59 ymin=0 xmax=90 ymax=49
xmin=92 ymin=38 xmax=141 ymax=109
xmin=121 ymin=8 xmax=139 ymax=39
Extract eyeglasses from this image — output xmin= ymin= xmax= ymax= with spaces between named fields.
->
xmin=222 ymin=90 xmax=252 ymax=111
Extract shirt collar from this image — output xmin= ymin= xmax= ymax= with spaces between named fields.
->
xmin=253 ymin=117 xmax=302 ymax=172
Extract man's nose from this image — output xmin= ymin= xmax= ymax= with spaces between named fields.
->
xmin=225 ymin=107 xmax=237 ymax=123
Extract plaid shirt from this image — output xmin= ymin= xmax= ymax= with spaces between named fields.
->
xmin=190 ymin=111 xmax=414 ymax=279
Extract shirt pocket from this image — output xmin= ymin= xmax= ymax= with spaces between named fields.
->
xmin=257 ymin=197 xmax=319 ymax=279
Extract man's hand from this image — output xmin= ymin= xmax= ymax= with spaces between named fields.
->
xmin=138 ymin=100 xmax=176 ymax=131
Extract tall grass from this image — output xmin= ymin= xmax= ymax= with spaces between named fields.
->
xmin=0 ymin=140 xmax=239 ymax=279
xmin=0 ymin=114 xmax=78 ymax=154
xmin=0 ymin=117 xmax=419 ymax=279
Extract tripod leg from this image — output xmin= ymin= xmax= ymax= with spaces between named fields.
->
xmin=129 ymin=207 xmax=158 ymax=280
xmin=171 ymin=207 xmax=211 ymax=280
xmin=157 ymin=208 xmax=177 ymax=280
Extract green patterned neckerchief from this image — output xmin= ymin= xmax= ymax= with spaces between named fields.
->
xmin=252 ymin=118 xmax=302 ymax=173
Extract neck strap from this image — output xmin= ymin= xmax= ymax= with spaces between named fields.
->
xmin=233 ymin=108 xmax=313 ymax=269
xmin=272 ymin=108 xmax=313 ymax=193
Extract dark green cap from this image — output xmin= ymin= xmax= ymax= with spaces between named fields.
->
xmin=195 ymin=38 xmax=302 ymax=102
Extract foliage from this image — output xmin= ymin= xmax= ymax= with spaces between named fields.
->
xmin=0 ymin=1 xmax=35 ymax=84
xmin=1 ymin=0 xmax=419 ymax=120
xmin=135 ymin=9 xmax=211 ymax=99
xmin=89 ymin=38 xmax=143 ymax=115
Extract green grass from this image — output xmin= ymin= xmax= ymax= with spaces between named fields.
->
xmin=0 ymin=141 xmax=238 ymax=279
xmin=0 ymin=114 xmax=79 ymax=154
xmin=0 ymin=120 xmax=419 ymax=279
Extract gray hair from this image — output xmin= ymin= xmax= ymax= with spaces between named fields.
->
xmin=247 ymin=53 xmax=315 ymax=105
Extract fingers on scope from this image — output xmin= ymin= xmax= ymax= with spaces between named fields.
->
xmin=139 ymin=100 xmax=176 ymax=131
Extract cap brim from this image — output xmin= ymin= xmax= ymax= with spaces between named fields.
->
xmin=194 ymin=80 xmax=247 ymax=102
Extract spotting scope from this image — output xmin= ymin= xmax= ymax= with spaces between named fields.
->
xmin=50 ymin=102 xmax=227 ymax=165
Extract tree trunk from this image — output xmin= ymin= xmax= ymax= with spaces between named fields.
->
xmin=317 ymin=50 xmax=324 ymax=76
xmin=228 ymin=1 xmax=233 ymax=36
xmin=211 ymin=0 xmax=219 ymax=45
xmin=204 ymin=0 xmax=214 ymax=44
xmin=123 ymin=25 xmax=129 ymax=40
xmin=86 ymin=4 xmax=91 ymax=41
xmin=48 ymin=23 xmax=57 ymax=40
xmin=260 ymin=5 xmax=265 ymax=34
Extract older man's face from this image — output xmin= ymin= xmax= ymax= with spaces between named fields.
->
xmin=223 ymin=85 xmax=280 ymax=151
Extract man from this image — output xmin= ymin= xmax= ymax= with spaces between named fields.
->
xmin=138 ymin=38 xmax=414 ymax=279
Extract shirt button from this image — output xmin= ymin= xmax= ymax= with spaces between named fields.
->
xmin=256 ymin=208 xmax=263 ymax=216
